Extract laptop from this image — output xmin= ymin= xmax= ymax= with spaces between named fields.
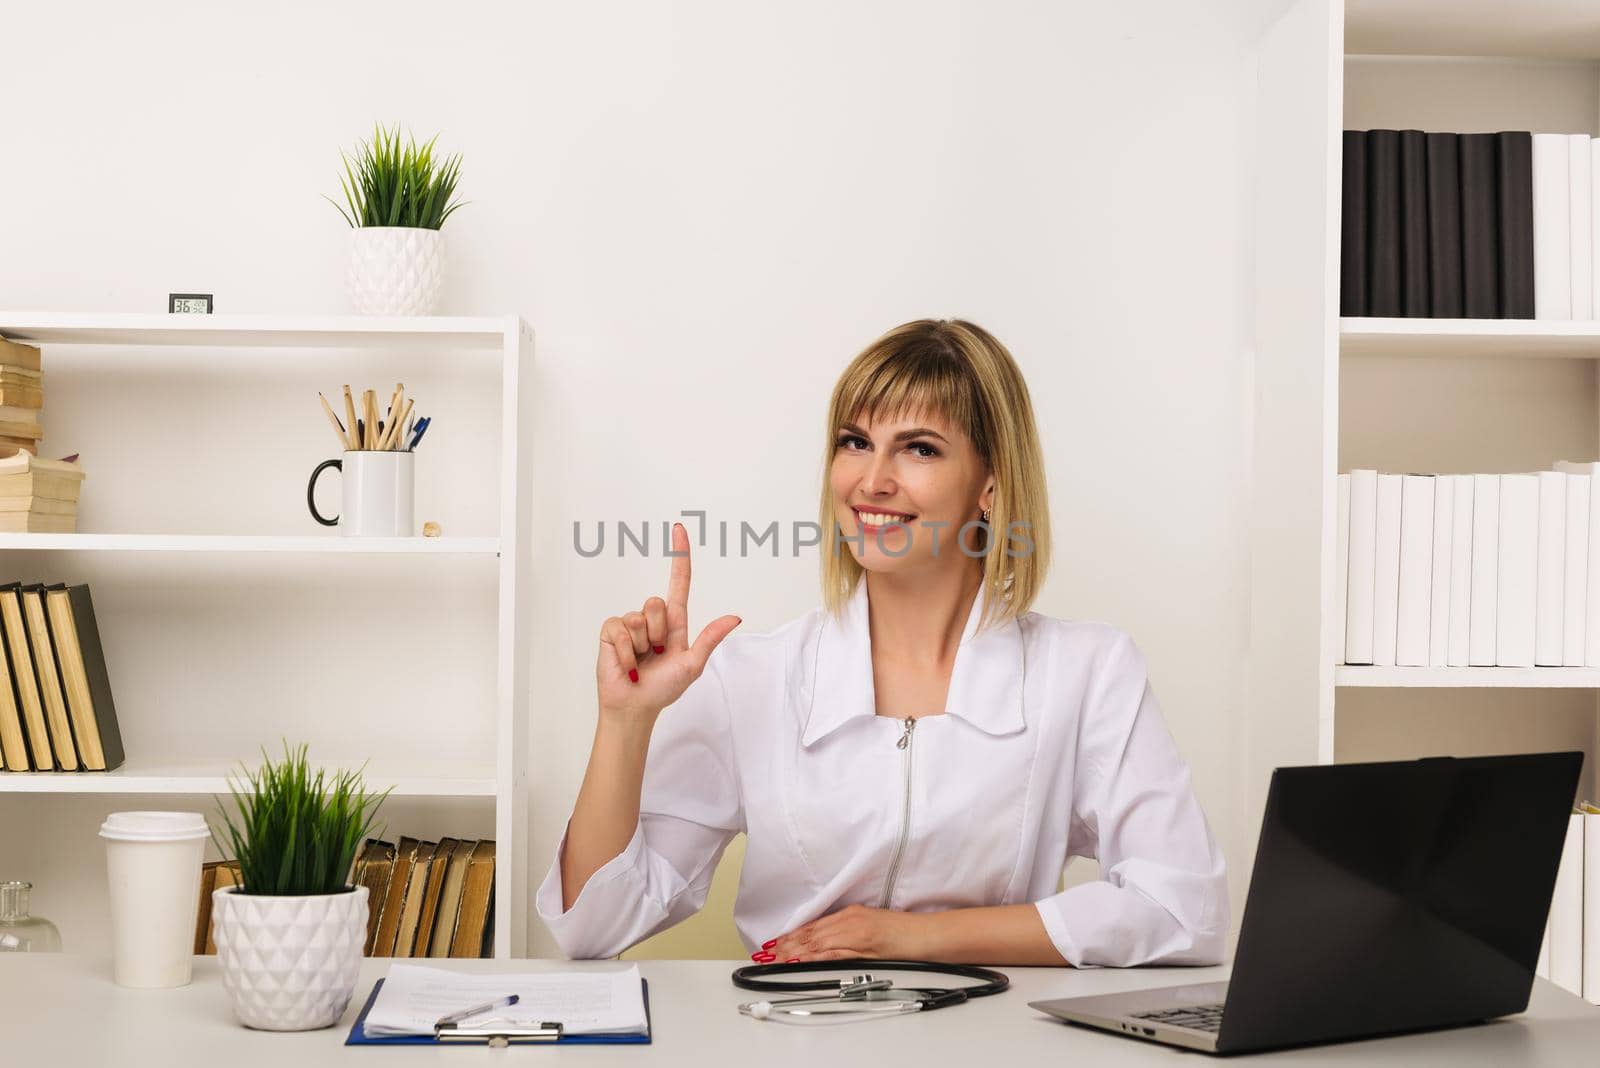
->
xmin=1030 ymin=752 xmax=1582 ymax=1055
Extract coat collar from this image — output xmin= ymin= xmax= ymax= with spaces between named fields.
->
xmin=801 ymin=579 xmax=1026 ymax=747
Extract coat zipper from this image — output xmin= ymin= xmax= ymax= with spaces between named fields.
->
xmin=879 ymin=716 xmax=917 ymax=909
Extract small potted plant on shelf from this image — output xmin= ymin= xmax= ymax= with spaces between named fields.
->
xmin=210 ymin=743 xmax=389 ymax=1031
xmin=329 ymin=122 xmax=466 ymax=315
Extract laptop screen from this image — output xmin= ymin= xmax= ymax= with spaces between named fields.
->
xmin=1220 ymin=752 xmax=1581 ymax=1052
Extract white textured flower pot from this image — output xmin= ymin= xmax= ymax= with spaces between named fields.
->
xmin=212 ymin=885 xmax=368 ymax=1031
xmin=347 ymin=226 xmax=444 ymax=315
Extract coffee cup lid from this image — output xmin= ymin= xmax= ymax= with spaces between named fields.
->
xmin=98 ymin=811 xmax=211 ymax=842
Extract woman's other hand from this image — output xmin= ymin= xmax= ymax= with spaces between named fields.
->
xmin=756 ymin=904 xmax=927 ymax=963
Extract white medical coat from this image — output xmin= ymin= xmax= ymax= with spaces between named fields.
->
xmin=536 ymin=580 xmax=1229 ymax=966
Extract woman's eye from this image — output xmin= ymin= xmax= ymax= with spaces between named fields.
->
xmin=835 ymin=435 xmax=937 ymax=457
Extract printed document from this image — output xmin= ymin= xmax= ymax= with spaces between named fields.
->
xmin=363 ymin=963 xmax=647 ymax=1037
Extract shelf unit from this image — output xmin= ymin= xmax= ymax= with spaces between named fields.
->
xmin=0 ymin=312 xmax=533 ymax=958
xmin=0 ymin=535 xmax=500 ymax=554
xmin=1252 ymin=0 xmax=1600 ymax=829
xmin=1337 ymin=667 xmax=1600 ymax=689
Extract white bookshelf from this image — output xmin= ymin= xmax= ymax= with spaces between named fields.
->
xmin=1337 ymin=667 xmax=1600 ymax=689
xmin=0 ymin=765 xmax=498 ymax=797
xmin=1343 ymin=318 xmax=1600 ymax=359
xmin=0 ymin=312 xmax=534 ymax=958
xmin=0 ymin=534 xmax=500 ymax=554
xmin=1252 ymin=0 xmax=1600 ymax=819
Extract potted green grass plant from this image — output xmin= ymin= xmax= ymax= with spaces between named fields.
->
xmin=330 ymin=122 xmax=466 ymax=315
xmin=209 ymin=743 xmax=389 ymax=1031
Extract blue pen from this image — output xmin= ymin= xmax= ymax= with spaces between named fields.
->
xmin=436 ymin=993 xmax=520 ymax=1026
xmin=408 ymin=416 xmax=432 ymax=450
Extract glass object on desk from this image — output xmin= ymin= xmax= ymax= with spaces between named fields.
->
xmin=0 ymin=881 xmax=61 ymax=952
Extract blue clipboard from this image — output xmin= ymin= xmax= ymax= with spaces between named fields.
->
xmin=345 ymin=976 xmax=653 ymax=1045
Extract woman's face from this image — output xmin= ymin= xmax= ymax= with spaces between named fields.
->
xmin=830 ymin=407 xmax=994 ymax=576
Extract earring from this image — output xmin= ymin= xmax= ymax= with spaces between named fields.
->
xmin=981 ymin=508 xmax=991 ymax=523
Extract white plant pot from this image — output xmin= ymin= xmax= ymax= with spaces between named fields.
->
xmin=347 ymin=226 xmax=444 ymax=315
xmin=212 ymin=884 xmax=368 ymax=1031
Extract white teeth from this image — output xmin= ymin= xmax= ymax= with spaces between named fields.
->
xmin=859 ymin=511 xmax=914 ymax=526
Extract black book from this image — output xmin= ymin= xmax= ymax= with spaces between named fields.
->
xmin=1496 ymin=131 xmax=1535 ymax=319
xmin=1340 ymin=131 xmax=1369 ymax=317
xmin=1399 ymin=130 xmax=1430 ymax=316
xmin=1425 ymin=133 xmax=1463 ymax=318
xmin=43 ymin=584 xmax=124 ymax=771
xmin=1459 ymin=133 xmax=1501 ymax=318
xmin=1366 ymin=130 xmax=1403 ymax=317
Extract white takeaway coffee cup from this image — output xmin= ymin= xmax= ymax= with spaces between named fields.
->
xmin=99 ymin=811 xmax=210 ymax=988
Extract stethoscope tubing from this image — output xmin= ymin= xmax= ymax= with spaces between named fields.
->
xmin=731 ymin=958 xmax=1010 ymax=1011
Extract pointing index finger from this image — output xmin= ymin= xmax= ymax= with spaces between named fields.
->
xmin=667 ymin=522 xmax=692 ymax=614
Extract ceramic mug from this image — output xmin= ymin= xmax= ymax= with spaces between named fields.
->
xmin=307 ymin=451 xmax=414 ymax=537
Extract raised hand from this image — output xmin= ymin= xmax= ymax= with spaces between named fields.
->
xmin=596 ymin=521 xmax=742 ymax=724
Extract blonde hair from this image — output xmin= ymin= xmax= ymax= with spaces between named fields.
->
xmin=818 ymin=319 xmax=1051 ymax=630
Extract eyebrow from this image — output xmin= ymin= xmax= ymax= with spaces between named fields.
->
xmin=839 ymin=421 xmax=950 ymax=444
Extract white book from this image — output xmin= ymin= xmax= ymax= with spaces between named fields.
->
xmin=1535 ymin=471 xmax=1567 ymax=666
xmin=1336 ymin=474 xmax=1351 ymax=667
xmin=1468 ymin=474 xmax=1500 ymax=666
xmin=1447 ymin=475 xmax=1474 ymax=667
xmin=1428 ymin=475 xmax=1453 ymax=667
xmin=1496 ymin=473 xmax=1538 ymax=668
xmin=1563 ymin=474 xmax=1590 ymax=666
xmin=1538 ymin=922 xmax=1551 ymax=980
xmin=1396 ymin=475 xmax=1435 ymax=667
xmin=1571 ymin=134 xmax=1594 ymax=319
xmin=1345 ymin=470 xmax=1378 ymax=665
xmin=1585 ymin=808 xmax=1600 ymax=1004
xmin=1551 ymin=812 xmax=1583 ymax=995
xmin=1373 ymin=474 xmax=1403 ymax=667
xmin=1534 ymin=133 xmax=1572 ymax=320
xmin=1555 ymin=461 xmax=1600 ymax=666
xmin=1593 ymin=140 xmax=1600 ymax=320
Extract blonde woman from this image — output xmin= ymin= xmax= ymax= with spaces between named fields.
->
xmin=537 ymin=319 xmax=1227 ymax=967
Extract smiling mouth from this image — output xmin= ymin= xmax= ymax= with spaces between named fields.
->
xmin=854 ymin=508 xmax=918 ymax=528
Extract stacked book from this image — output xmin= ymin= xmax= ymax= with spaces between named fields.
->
xmin=0 ymin=452 xmax=84 ymax=533
xmin=0 ymin=338 xmax=43 ymax=456
xmin=358 ymin=837 xmax=496 ymax=958
xmin=0 ymin=582 xmax=123 ymax=771
xmin=194 ymin=860 xmax=242 ymax=953
xmin=192 ymin=838 xmax=497 ymax=958
xmin=1341 ymin=130 xmax=1600 ymax=319
xmin=1539 ymin=805 xmax=1600 ymax=1003
xmin=1338 ymin=466 xmax=1600 ymax=667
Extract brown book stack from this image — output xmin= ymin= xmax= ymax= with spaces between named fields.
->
xmin=0 ymin=339 xmax=43 ymax=460
xmin=194 ymin=860 xmax=243 ymax=954
xmin=0 ymin=451 xmax=84 ymax=534
xmin=353 ymin=836 xmax=496 ymax=958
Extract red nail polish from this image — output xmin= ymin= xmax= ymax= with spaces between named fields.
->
xmin=785 ymin=958 xmax=800 ymax=963
xmin=761 ymin=939 xmax=777 ymax=950
xmin=653 ymin=645 xmax=665 ymax=654
xmin=749 ymin=952 xmax=763 ymax=961
xmin=628 ymin=669 xmax=639 ymax=683
xmin=755 ymin=952 xmax=776 ymax=963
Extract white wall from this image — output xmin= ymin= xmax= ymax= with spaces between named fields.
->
xmin=1 ymin=0 xmax=1268 ymax=955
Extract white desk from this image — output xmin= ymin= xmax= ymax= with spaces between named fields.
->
xmin=5 ymin=955 xmax=1599 ymax=1065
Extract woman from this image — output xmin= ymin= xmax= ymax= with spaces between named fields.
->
xmin=536 ymin=319 xmax=1227 ymax=966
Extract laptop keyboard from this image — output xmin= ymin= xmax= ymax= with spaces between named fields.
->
xmin=1130 ymin=1003 xmax=1225 ymax=1033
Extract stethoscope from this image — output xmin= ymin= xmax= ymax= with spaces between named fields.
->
xmin=732 ymin=959 xmax=1010 ymax=1025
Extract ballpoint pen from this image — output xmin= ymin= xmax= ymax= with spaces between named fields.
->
xmin=408 ymin=416 xmax=431 ymax=451
xmin=436 ymin=994 xmax=520 ymax=1027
